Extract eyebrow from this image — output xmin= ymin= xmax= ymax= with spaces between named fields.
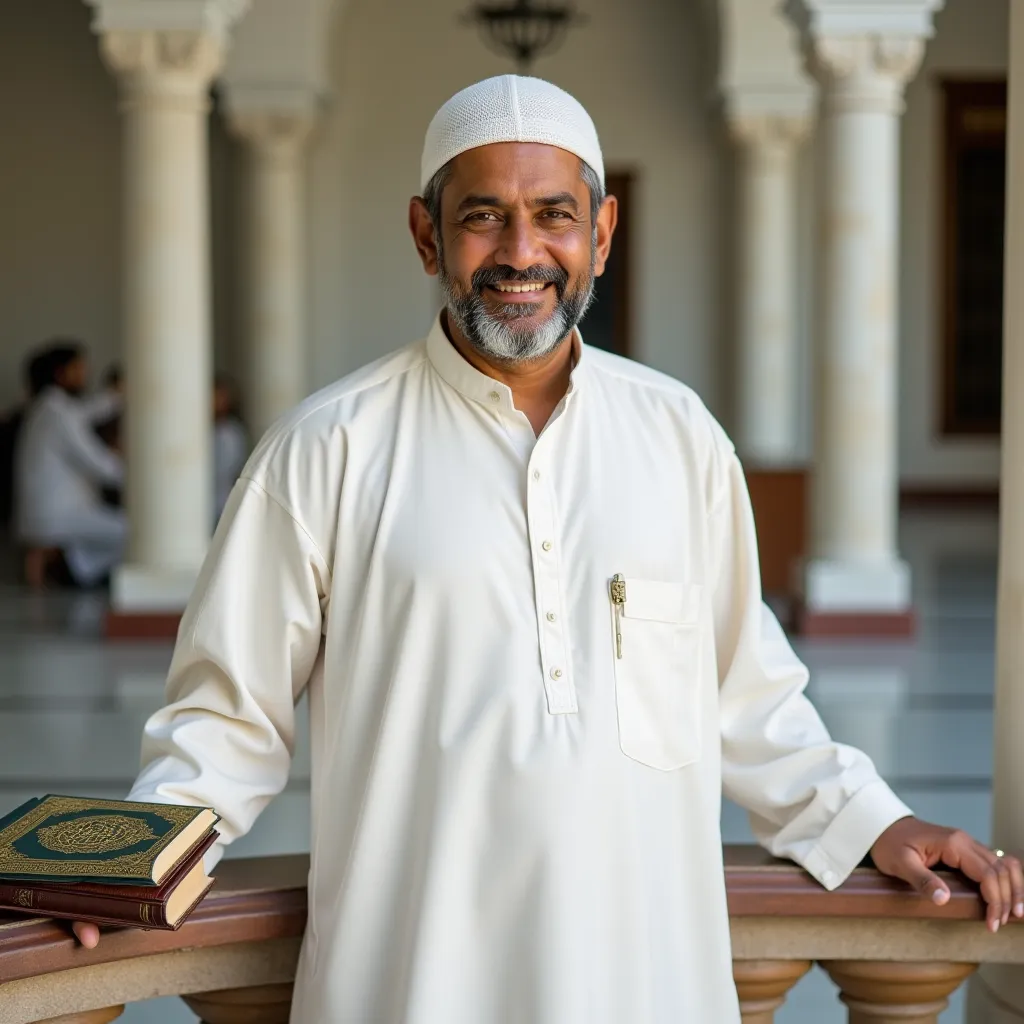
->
xmin=454 ymin=192 xmax=581 ymax=214
xmin=455 ymin=194 xmax=502 ymax=213
xmin=531 ymin=192 xmax=579 ymax=212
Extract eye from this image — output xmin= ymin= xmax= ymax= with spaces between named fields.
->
xmin=541 ymin=210 xmax=572 ymax=220
xmin=464 ymin=211 xmax=500 ymax=223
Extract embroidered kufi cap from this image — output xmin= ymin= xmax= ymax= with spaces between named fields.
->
xmin=420 ymin=75 xmax=605 ymax=192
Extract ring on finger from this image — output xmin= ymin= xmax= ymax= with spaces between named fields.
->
xmin=996 ymin=849 xmax=1006 ymax=858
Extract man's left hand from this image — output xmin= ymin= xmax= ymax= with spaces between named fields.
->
xmin=871 ymin=816 xmax=1024 ymax=932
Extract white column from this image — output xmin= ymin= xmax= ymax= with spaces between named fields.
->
xmin=790 ymin=15 xmax=937 ymax=615
xmin=969 ymin=3 xmax=1024 ymax=1018
xmin=729 ymin=113 xmax=810 ymax=464
xmin=89 ymin=0 xmax=248 ymax=611
xmin=228 ymin=101 xmax=315 ymax=438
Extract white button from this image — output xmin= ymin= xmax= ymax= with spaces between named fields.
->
xmin=550 ymin=667 xmax=563 ymax=680
xmin=533 ymin=470 xmax=541 ymax=481
xmin=489 ymin=391 xmax=501 ymax=403
xmin=546 ymin=611 xmax=557 ymax=622
xmin=542 ymin=540 xmax=553 ymax=552
xmin=823 ymin=870 xmax=836 ymax=886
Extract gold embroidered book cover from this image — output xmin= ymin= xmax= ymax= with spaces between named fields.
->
xmin=0 ymin=795 xmax=219 ymax=885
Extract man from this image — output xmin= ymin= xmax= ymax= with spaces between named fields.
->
xmin=75 ymin=77 xmax=1020 ymax=1020
xmin=14 ymin=342 xmax=124 ymax=587
xmin=0 ymin=348 xmax=57 ymax=530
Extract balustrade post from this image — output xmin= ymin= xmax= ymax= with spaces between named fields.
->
xmin=182 ymin=983 xmax=294 ymax=1023
xmin=821 ymin=961 xmax=976 ymax=1023
xmin=36 ymin=1010 xmax=124 ymax=1024
xmin=733 ymin=959 xmax=812 ymax=1023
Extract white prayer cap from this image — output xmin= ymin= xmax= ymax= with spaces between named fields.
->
xmin=420 ymin=75 xmax=605 ymax=192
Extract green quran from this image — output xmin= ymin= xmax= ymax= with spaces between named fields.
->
xmin=0 ymin=795 xmax=219 ymax=886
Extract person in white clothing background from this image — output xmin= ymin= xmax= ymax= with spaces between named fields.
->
xmin=74 ymin=77 xmax=1021 ymax=1021
xmin=14 ymin=342 xmax=125 ymax=588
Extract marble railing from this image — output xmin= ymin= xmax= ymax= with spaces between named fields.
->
xmin=0 ymin=847 xmax=1021 ymax=1024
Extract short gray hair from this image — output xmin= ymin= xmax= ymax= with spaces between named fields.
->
xmin=422 ymin=157 xmax=605 ymax=235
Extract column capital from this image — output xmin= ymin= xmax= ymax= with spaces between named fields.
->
xmin=724 ymin=84 xmax=815 ymax=149
xmin=809 ymin=34 xmax=926 ymax=113
xmin=100 ymin=30 xmax=223 ymax=87
xmin=85 ymin=0 xmax=250 ymax=45
xmin=86 ymin=0 xmax=251 ymax=104
xmin=784 ymin=0 xmax=943 ymax=113
xmin=784 ymin=0 xmax=944 ymax=40
xmin=728 ymin=110 xmax=812 ymax=151
xmin=230 ymin=110 xmax=316 ymax=161
xmin=225 ymin=85 xmax=319 ymax=159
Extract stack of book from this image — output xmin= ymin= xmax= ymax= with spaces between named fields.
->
xmin=0 ymin=794 xmax=220 ymax=931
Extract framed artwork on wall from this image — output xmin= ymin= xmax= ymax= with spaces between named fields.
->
xmin=939 ymin=78 xmax=1007 ymax=437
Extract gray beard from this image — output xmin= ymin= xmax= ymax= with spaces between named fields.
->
xmin=437 ymin=247 xmax=596 ymax=365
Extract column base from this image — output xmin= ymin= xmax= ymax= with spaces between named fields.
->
xmin=797 ymin=558 xmax=915 ymax=638
xmin=966 ymin=965 xmax=1024 ymax=1022
xmin=105 ymin=611 xmax=183 ymax=640
xmin=744 ymin=465 xmax=808 ymax=599
xmin=106 ymin=564 xmax=196 ymax=640
xmin=795 ymin=607 xmax=916 ymax=638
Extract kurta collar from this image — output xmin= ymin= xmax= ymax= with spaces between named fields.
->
xmin=425 ymin=312 xmax=585 ymax=416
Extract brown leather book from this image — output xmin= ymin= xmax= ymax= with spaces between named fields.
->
xmin=0 ymin=830 xmax=218 ymax=931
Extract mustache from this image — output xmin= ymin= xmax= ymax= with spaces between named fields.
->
xmin=471 ymin=264 xmax=570 ymax=299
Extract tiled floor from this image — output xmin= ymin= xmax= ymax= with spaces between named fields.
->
xmin=0 ymin=508 xmax=1000 ymax=1022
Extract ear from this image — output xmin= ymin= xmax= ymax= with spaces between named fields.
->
xmin=409 ymin=197 xmax=440 ymax=276
xmin=592 ymin=194 xmax=619 ymax=279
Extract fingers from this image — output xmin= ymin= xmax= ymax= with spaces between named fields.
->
xmin=996 ymin=856 xmax=1013 ymax=927
xmin=991 ymin=851 xmax=1024 ymax=924
xmin=895 ymin=849 xmax=951 ymax=906
xmin=71 ymin=921 xmax=100 ymax=949
xmin=876 ymin=823 xmax=1024 ymax=932
xmin=958 ymin=843 xmax=1007 ymax=932
xmin=972 ymin=848 xmax=1024 ymax=931
xmin=1006 ymin=853 xmax=1024 ymax=920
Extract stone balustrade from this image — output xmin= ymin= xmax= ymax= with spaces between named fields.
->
xmin=1 ymin=847 xmax=1021 ymax=1023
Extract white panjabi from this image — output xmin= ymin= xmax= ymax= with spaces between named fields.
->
xmin=420 ymin=75 xmax=605 ymax=190
xmin=128 ymin=315 xmax=911 ymax=1023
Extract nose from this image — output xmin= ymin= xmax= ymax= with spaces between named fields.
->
xmin=493 ymin=214 xmax=545 ymax=271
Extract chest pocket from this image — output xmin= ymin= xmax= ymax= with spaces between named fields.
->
xmin=611 ymin=578 xmax=704 ymax=772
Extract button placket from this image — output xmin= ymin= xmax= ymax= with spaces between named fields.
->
xmin=527 ymin=451 xmax=575 ymax=714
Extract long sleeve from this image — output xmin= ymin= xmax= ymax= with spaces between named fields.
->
xmin=59 ymin=404 xmax=122 ymax=486
xmin=128 ymin=477 xmax=329 ymax=866
xmin=710 ymin=448 xmax=912 ymax=890
xmin=78 ymin=390 xmax=122 ymax=425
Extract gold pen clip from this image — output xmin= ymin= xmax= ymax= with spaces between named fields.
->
xmin=610 ymin=574 xmax=626 ymax=659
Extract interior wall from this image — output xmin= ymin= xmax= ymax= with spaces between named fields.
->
xmin=306 ymin=0 xmax=725 ymax=413
xmin=899 ymin=0 xmax=1008 ymax=486
xmin=0 ymin=0 xmax=121 ymax=408
xmin=0 ymin=0 xmax=237 ymax=412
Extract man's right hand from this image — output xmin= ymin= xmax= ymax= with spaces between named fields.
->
xmin=71 ymin=921 xmax=100 ymax=948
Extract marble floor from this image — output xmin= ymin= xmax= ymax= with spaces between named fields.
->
xmin=0 ymin=507 xmax=1002 ymax=1023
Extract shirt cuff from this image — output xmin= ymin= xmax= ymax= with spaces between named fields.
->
xmin=802 ymin=780 xmax=913 ymax=891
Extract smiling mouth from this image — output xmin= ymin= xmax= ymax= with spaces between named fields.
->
xmin=492 ymin=282 xmax=550 ymax=294
xmin=485 ymin=282 xmax=554 ymax=303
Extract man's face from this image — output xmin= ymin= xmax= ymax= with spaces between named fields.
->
xmin=57 ymin=357 xmax=88 ymax=396
xmin=412 ymin=143 xmax=616 ymax=364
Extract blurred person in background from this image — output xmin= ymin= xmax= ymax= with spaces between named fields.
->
xmin=212 ymin=373 xmax=248 ymax=523
xmin=0 ymin=348 xmax=59 ymax=533
xmin=14 ymin=341 xmax=125 ymax=588
xmin=92 ymin=364 xmax=124 ymax=510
